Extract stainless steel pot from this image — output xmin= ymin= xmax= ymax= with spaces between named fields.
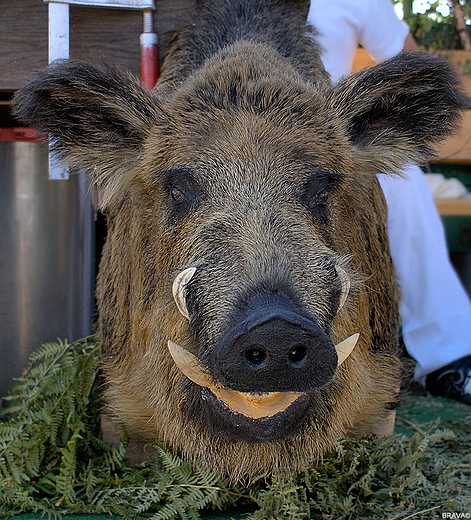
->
xmin=0 ymin=139 xmax=94 ymax=397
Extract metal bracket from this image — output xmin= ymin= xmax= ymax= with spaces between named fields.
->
xmin=44 ymin=0 xmax=156 ymax=179
xmin=44 ymin=0 xmax=154 ymax=8
xmin=47 ymin=2 xmax=70 ymax=179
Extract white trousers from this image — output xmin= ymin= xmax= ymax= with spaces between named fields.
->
xmin=378 ymin=165 xmax=471 ymax=380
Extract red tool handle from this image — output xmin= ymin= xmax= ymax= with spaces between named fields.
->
xmin=140 ymin=32 xmax=159 ymax=90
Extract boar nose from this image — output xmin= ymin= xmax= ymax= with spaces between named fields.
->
xmin=212 ymin=296 xmax=338 ymax=393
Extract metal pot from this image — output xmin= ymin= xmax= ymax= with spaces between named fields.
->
xmin=0 ymin=136 xmax=94 ymax=397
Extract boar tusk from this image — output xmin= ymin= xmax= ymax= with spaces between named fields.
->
xmin=168 ymin=340 xmax=216 ymax=388
xmin=169 ymin=326 xmax=358 ymax=391
xmin=335 ymin=265 xmax=351 ymax=312
xmin=335 ymin=333 xmax=359 ymax=366
xmin=172 ymin=267 xmax=197 ymax=320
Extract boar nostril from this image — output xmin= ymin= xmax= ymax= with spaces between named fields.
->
xmin=245 ymin=347 xmax=267 ymax=367
xmin=288 ymin=345 xmax=307 ymax=366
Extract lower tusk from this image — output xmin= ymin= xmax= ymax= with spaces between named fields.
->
xmin=335 ymin=265 xmax=350 ymax=312
xmin=169 ymin=331 xmax=359 ymax=391
xmin=335 ymin=333 xmax=359 ymax=365
xmin=172 ymin=267 xmax=197 ymax=320
xmin=168 ymin=340 xmax=216 ymax=388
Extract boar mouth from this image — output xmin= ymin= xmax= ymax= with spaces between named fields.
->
xmin=168 ymin=334 xmax=359 ymax=420
xmin=170 ymin=266 xmax=358 ymax=421
xmin=206 ymin=386 xmax=303 ymax=420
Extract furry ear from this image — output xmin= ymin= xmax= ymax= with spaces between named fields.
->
xmin=272 ymin=0 xmax=311 ymax=18
xmin=326 ymin=52 xmax=470 ymax=174
xmin=12 ymin=60 xmax=160 ymax=206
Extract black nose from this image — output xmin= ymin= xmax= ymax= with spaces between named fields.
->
xmin=211 ymin=295 xmax=337 ymax=393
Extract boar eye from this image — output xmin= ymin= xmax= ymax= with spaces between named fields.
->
xmin=301 ymin=172 xmax=342 ymax=216
xmin=315 ymin=189 xmax=329 ymax=206
xmin=171 ymin=187 xmax=185 ymax=202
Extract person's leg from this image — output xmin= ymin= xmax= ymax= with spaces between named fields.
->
xmin=378 ymin=165 xmax=471 ymax=392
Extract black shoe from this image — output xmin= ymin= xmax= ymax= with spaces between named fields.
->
xmin=426 ymin=355 xmax=471 ymax=405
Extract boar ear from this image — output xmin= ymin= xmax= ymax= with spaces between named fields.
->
xmin=273 ymin=0 xmax=310 ymax=18
xmin=12 ymin=60 xmax=159 ymax=205
xmin=327 ymin=52 xmax=470 ymax=174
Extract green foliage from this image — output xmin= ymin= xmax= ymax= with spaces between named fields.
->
xmin=243 ymin=419 xmax=471 ymax=520
xmin=409 ymin=12 xmax=463 ymax=53
xmin=91 ymin=444 xmax=238 ymax=520
xmin=393 ymin=1 xmax=471 ymax=52
xmin=457 ymin=56 xmax=471 ymax=75
xmin=0 ymin=337 xmax=235 ymax=519
xmin=0 ymin=338 xmax=98 ymax=516
xmin=1 ymin=338 xmax=471 ymax=519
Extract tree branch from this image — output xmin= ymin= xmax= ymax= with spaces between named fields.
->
xmin=450 ymin=0 xmax=471 ymax=51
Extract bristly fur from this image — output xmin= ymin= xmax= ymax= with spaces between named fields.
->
xmin=12 ymin=0 xmax=469 ymax=480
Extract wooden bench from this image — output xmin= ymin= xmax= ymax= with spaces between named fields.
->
xmin=434 ymin=197 xmax=471 ymax=216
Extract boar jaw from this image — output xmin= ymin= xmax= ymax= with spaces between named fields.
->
xmin=167 ymin=333 xmax=359 ymax=419
xmin=172 ymin=267 xmax=197 ymax=319
xmin=168 ymin=340 xmax=301 ymax=419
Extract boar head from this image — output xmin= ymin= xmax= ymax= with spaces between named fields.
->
xmin=13 ymin=46 xmax=468 ymax=476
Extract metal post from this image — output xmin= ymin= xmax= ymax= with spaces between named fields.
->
xmin=47 ymin=1 xmax=71 ymax=179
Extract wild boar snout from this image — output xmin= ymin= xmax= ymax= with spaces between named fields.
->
xmin=211 ymin=293 xmax=337 ymax=393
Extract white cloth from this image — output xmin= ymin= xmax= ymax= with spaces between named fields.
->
xmin=308 ymin=0 xmax=471 ymax=378
xmin=308 ymin=0 xmax=409 ymax=83
xmin=379 ymin=170 xmax=471 ymax=378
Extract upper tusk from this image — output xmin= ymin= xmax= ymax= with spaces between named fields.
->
xmin=172 ymin=267 xmax=197 ymax=320
xmin=335 ymin=333 xmax=359 ymax=366
xmin=335 ymin=265 xmax=351 ymax=312
xmin=168 ymin=340 xmax=216 ymax=388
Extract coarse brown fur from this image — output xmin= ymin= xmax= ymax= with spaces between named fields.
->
xmin=13 ymin=0 xmax=469 ymax=480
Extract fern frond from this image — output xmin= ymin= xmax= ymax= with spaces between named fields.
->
xmin=2 ymin=336 xmax=471 ymax=519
